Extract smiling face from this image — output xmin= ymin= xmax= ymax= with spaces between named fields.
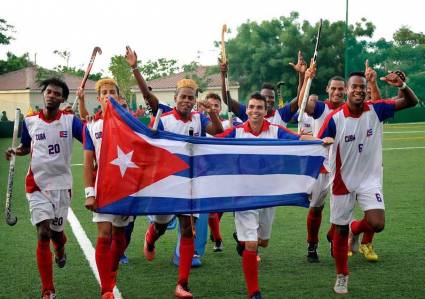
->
xmin=326 ymin=79 xmax=346 ymax=105
xmin=97 ymin=83 xmax=119 ymax=111
xmin=347 ymin=75 xmax=367 ymax=107
xmin=260 ymin=88 xmax=275 ymax=114
xmin=207 ymin=97 xmax=221 ymax=114
xmin=174 ymin=87 xmax=196 ymax=116
xmin=247 ymin=98 xmax=267 ymax=125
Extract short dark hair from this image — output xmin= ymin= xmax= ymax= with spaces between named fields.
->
xmin=205 ymin=92 xmax=221 ymax=102
xmin=261 ymin=83 xmax=275 ymax=90
xmin=40 ymin=78 xmax=69 ymax=100
xmin=348 ymin=72 xmax=365 ymax=79
xmin=327 ymin=76 xmax=345 ymax=86
xmin=248 ymin=91 xmax=267 ymax=107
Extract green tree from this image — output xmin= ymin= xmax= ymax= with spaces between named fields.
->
xmin=0 ymin=52 xmax=32 ymax=74
xmin=140 ymin=58 xmax=178 ymax=81
xmin=0 ymin=18 xmax=14 ymax=45
xmin=224 ymin=12 xmax=376 ymax=101
xmin=181 ymin=61 xmax=214 ymax=93
xmin=109 ymin=55 xmax=135 ymax=104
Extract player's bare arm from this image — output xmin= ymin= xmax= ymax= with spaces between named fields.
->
xmin=297 ymin=61 xmax=317 ymax=116
xmin=125 ymin=46 xmax=160 ymax=113
xmin=380 ymin=72 xmax=419 ymax=110
xmin=83 ymin=150 xmax=97 ymax=212
xmin=365 ymin=60 xmax=382 ymax=100
xmin=198 ymin=100 xmax=224 ymax=135
xmin=4 ymin=144 xmax=30 ymax=160
xmin=220 ymin=60 xmax=240 ymax=114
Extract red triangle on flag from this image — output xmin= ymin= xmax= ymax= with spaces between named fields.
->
xmin=96 ymin=103 xmax=189 ymax=208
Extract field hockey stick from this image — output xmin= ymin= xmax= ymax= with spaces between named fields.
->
xmin=5 ymin=108 xmax=21 ymax=226
xmin=298 ymin=19 xmax=322 ymax=134
xmin=71 ymin=47 xmax=102 ymax=112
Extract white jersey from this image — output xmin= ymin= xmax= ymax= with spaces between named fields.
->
xmin=217 ymin=119 xmax=299 ymax=140
xmin=237 ymin=103 xmax=294 ymax=127
xmin=319 ymin=100 xmax=396 ymax=195
xmin=301 ymin=113 xmax=314 ymax=135
xmin=22 ymin=111 xmax=83 ymax=192
xmin=83 ymin=111 xmax=104 ymax=161
xmin=311 ymin=100 xmax=339 ymax=137
xmin=154 ymin=108 xmax=209 ymax=136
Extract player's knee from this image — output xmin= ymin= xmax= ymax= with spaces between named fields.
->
xmin=245 ymin=241 xmax=258 ymax=251
xmin=310 ymin=206 xmax=324 ymax=215
xmin=181 ymin=225 xmax=194 ymax=238
xmin=258 ymin=239 xmax=269 ymax=248
xmin=37 ymin=226 xmax=51 ymax=240
xmin=336 ymin=224 xmax=349 ymax=236
xmin=155 ymin=223 xmax=168 ymax=236
xmin=369 ymin=220 xmax=385 ymax=232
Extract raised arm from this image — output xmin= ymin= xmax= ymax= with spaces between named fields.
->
xmin=76 ymin=87 xmax=90 ymax=119
xmin=220 ymin=61 xmax=240 ymax=114
xmin=297 ymin=61 xmax=317 ymax=116
xmin=125 ymin=46 xmax=160 ymax=113
xmin=365 ymin=60 xmax=382 ymax=100
xmin=198 ymin=100 xmax=224 ymax=135
xmin=380 ymin=72 xmax=419 ymax=110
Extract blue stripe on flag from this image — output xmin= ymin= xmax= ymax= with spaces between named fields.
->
xmin=96 ymin=193 xmax=310 ymax=215
xmin=173 ymin=154 xmax=323 ymax=178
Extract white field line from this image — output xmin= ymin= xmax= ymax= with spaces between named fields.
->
xmin=385 ymin=122 xmax=425 ymax=126
xmin=68 ymin=208 xmax=123 ymax=299
xmin=71 ymin=163 xmax=83 ymax=166
xmin=384 ymin=131 xmax=425 ymax=134
xmin=383 ymin=146 xmax=425 ymax=151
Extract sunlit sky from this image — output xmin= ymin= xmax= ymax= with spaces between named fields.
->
xmin=1 ymin=0 xmax=422 ymax=75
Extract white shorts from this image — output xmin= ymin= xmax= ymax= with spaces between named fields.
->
xmin=309 ymin=172 xmax=330 ymax=208
xmin=26 ymin=190 xmax=71 ymax=232
xmin=235 ymin=207 xmax=276 ymax=242
xmin=152 ymin=214 xmax=199 ymax=224
xmin=92 ymin=212 xmax=133 ymax=227
xmin=330 ymin=186 xmax=385 ymax=225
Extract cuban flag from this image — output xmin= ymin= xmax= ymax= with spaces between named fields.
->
xmin=96 ymin=98 xmax=327 ymax=215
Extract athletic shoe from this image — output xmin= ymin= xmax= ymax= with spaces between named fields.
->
xmin=326 ymin=234 xmax=334 ymax=258
xmin=119 ymin=254 xmax=129 ymax=265
xmin=175 ymin=283 xmax=193 ymax=299
xmin=256 ymin=254 xmax=261 ymax=263
xmin=307 ymin=243 xmax=319 ymax=263
xmin=143 ymin=227 xmax=156 ymax=261
xmin=249 ymin=291 xmax=262 ymax=299
xmin=359 ymin=243 xmax=378 ymax=262
xmin=172 ymin=253 xmax=202 ymax=267
xmin=348 ymin=221 xmax=360 ymax=254
xmin=192 ymin=254 xmax=202 ymax=267
xmin=42 ymin=290 xmax=57 ymax=299
xmin=348 ymin=250 xmax=353 ymax=257
xmin=213 ymin=240 xmax=224 ymax=252
xmin=54 ymin=248 xmax=66 ymax=268
xmin=101 ymin=291 xmax=115 ymax=299
xmin=333 ymin=274 xmax=349 ymax=295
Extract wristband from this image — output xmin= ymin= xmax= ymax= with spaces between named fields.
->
xmin=85 ymin=187 xmax=95 ymax=198
xmin=131 ymin=66 xmax=138 ymax=71
xmin=399 ymin=82 xmax=408 ymax=90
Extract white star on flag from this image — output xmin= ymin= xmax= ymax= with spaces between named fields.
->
xmin=110 ymin=146 xmax=139 ymax=177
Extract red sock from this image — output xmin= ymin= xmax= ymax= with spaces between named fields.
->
xmin=110 ymin=231 xmax=126 ymax=289
xmin=361 ymin=231 xmax=375 ymax=244
xmin=96 ymin=237 xmax=112 ymax=294
xmin=208 ymin=213 xmax=222 ymax=241
xmin=333 ymin=231 xmax=349 ymax=275
xmin=178 ymin=237 xmax=194 ymax=286
xmin=37 ymin=239 xmax=54 ymax=294
xmin=242 ymin=249 xmax=259 ymax=296
xmin=51 ymin=232 xmax=67 ymax=257
xmin=351 ymin=218 xmax=374 ymax=235
xmin=146 ymin=223 xmax=158 ymax=245
xmin=307 ymin=208 xmax=322 ymax=244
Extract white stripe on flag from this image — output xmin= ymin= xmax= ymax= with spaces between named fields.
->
xmin=132 ymin=174 xmax=316 ymax=198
